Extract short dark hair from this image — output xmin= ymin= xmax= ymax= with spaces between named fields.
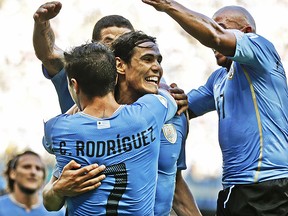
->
xmin=111 ymin=30 xmax=157 ymax=64
xmin=92 ymin=15 xmax=134 ymax=41
xmin=64 ymin=42 xmax=117 ymax=99
xmin=4 ymin=150 xmax=45 ymax=192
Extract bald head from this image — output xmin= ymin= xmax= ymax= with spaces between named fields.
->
xmin=213 ymin=6 xmax=256 ymax=33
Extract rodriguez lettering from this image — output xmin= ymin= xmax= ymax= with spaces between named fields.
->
xmin=59 ymin=126 xmax=155 ymax=157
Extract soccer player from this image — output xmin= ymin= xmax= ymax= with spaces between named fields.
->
xmin=142 ymin=0 xmax=288 ymax=215
xmin=43 ymin=41 xmax=177 ymax=215
xmin=0 ymin=150 xmax=65 ymax=216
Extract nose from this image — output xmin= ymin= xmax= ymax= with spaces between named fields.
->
xmin=151 ymin=61 xmax=162 ymax=75
xmin=30 ymin=166 xmax=41 ymax=175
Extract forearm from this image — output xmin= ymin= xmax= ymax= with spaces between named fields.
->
xmin=146 ymin=0 xmax=235 ymax=55
xmin=173 ymin=171 xmax=202 ymax=216
xmin=42 ymin=176 xmax=65 ymax=211
xmin=163 ymin=1 xmax=222 ymax=47
xmin=33 ymin=20 xmax=64 ymax=76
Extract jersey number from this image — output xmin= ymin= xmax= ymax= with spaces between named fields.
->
xmin=102 ymin=163 xmax=128 ymax=215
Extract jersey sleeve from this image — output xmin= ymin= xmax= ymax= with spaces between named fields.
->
xmin=176 ymin=113 xmax=188 ymax=170
xmin=187 ymin=69 xmax=221 ymax=116
xmin=230 ymin=30 xmax=278 ymax=69
xmin=52 ymin=163 xmax=61 ymax=178
xmin=42 ymin=115 xmax=61 ymax=154
xmin=43 ymin=65 xmax=74 ymax=113
xmin=157 ymin=89 xmax=177 ymax=121
xmin=136 ymin=91 xmax=177 ymax=125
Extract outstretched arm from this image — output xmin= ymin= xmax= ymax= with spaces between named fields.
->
xmin=142 ymin=0 xmax=236 ymax=56
xmin=173 ymin=170 xmax=202 ymax=216
xmin=33 ymin=1 xmax=65 ymax=76
xmin=43 ymin=160 xmax=106 ymax=211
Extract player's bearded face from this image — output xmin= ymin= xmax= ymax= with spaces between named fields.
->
xmin=11 ymin=155 xmax=44 ymax=194
xmin=124 ymin=42 xmax=163 ymax=95
xmin=213 ymin=50 xmax=233 ymax=69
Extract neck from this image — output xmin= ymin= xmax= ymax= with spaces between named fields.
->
xmin=82 ymin=92 xmax=120 ymax=118
xmin=11 ymin=187 xmax=39 ymax=211
xmin=115 ymin=81 xmax=142 ymax=105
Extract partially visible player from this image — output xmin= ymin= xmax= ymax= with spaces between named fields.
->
xmin=0 ymin=150 xmax=65 ymax=216
xmin=142 ymin=0 xmax=288 ymax=215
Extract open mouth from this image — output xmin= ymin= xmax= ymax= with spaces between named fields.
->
xmin=145 ymin=76 xmax=159 ymax=85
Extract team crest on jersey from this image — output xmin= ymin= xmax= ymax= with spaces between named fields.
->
xmin=162 ymin=124 xmax=177 ymax=144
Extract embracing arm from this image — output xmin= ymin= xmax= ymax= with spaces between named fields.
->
xmin=33 ymin=1 xmax=65 ymax=77
xmin=172 ymin=170 xmax=202 ymax=216
xmin=43 ymin=175 xmax=65 ymax=211
xmin=43 ymin=160 xmax=106 ymax=211
xmin=142 ymin=0 xmax=236 ymax=56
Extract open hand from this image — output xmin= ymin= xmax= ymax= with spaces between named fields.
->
xmin=53 ymin=160 xmax=106 ymax=197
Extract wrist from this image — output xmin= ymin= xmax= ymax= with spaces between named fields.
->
xmin=52 ymin=180 xmax=64 ymax=199
xmin=34 ymin=20 xmax=50 ymax=30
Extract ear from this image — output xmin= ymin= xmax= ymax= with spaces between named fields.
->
xmin=71 ymin=78 xmax=80 ymax=94
xmin=9 ymin=170 xmax=16 ymax=180
xmin=243 ymin=26 xmax=253 ymax=33
xmin=115 ymin=57 xmax=126 ymax=75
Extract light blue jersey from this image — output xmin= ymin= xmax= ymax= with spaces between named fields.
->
xmin=43 ymin=68 xmax=187 ymax=215
xmin=43 ymin=65 xmax=74 ymax=113
xmin=0 ymin=194 xmax=65 ymax=216
xmin=188 ymin=30 xmax=288 ymax=188
xmin=155 ymin=113 xmax=187 ymax=216
xmin=43 ymin=93 xmax=177 ymax=216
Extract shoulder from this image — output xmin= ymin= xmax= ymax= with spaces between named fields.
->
xmin=0 ymin=194 xmax=10 ymax=201
xmin=136 ymin=93 xmax=170 ymax=110
xmin=0 ymin=194 xmax=12 ymax=207
xmin=205 ymin=67 xmax=226 ymax=85
xmin=45 ymin=113 xmax=72 ymax=126
xmin=231 ymin=31 xmax=278 ymax=65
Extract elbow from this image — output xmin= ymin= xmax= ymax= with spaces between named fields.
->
xmin=43 ymin=200 xmax=64 ymax=211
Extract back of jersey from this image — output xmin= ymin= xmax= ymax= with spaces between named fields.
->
xmin=43 ymin=93 xmax=175 ymax=215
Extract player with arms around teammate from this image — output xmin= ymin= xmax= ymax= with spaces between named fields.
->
xmin=43 ymin=42 xmax=177 ymax=215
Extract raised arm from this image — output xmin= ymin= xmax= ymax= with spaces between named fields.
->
xmin=33 ymin=1 xmax=65 ymax=76
xmin=142 ymin=0 xmax=236 ymax=56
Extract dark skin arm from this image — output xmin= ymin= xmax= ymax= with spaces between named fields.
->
xmin=142 ymin=0 xmax=236 ymax=56
xmin=42 ymin=160 xmax=106 ymax=211
xmin=173 ymin=171 xmax=202 ymax=216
